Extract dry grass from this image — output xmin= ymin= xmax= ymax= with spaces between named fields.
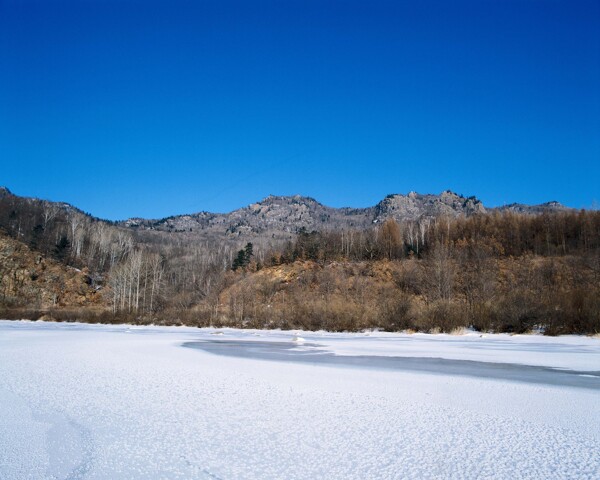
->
xmin=449 ymin=327 xmax=468 ymax=335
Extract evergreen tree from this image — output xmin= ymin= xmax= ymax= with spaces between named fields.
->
xmin=232 ymin=243 xmax=254 ymax=271
xmin=232 ymin=249 xmax=246 ymax=271
xmin=53 ymin=236 xmax=71 ymax=262
xmin=244 ymin=242 xmax=253 ymax=264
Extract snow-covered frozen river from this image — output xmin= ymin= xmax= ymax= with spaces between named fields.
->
xmin=1 ymin=320 xmax=599 ymax=479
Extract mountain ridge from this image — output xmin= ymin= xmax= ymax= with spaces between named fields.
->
xmin=117 ymin=190 xmax=570 ymax=238
xmin=0 ymin=186 xmax=572 ymax=240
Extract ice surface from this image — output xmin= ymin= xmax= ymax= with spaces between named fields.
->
xmin=0 ymin=320 xmax=598 ymax=479
xmin=184 ymin=339 xmax=600 ymax=389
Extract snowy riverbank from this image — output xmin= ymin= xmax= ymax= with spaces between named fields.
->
xmin=1 ymin=320 xmax=598 ymax=479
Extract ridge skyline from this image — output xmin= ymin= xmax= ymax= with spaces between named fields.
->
xmin=0 ymin=185 xmax=570 ymax=229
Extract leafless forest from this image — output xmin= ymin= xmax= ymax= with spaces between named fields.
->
xmin=1 ymin=190 xmax=599 ymax=334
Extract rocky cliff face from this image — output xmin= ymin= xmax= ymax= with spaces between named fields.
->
xmin=0 ymin=232 xmax=100 ymax=309
xmin=373 ymin=191 xmax=486 ymax=223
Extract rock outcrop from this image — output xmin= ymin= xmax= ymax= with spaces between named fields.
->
xmin=120 ymin=190 xmax=495 ymax=237
xmin=0 ymin=232 xmax=100 ymax=309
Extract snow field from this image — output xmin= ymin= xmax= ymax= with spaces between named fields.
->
xmin=0 ymin=321 xmax=598 ymax=479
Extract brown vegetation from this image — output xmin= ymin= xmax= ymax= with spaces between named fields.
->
xmin=0 ymin=232 xmax=100 ymax=313
xmin=1 ymin=189 xmax=599 ymax=335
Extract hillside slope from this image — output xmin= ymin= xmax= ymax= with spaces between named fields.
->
xmin=0 ymin=231 xmax=100 ymax=310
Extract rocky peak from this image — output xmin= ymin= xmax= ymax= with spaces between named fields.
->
xmin=494 ymin=201 xmax=569 ymax=214
xmin=374 ymin=191 xmax=485 ymax=222
xmin=255 ymin=194 xmax=321 ymax=208
xmin=224 ymin=195 xmax=333 ymax=235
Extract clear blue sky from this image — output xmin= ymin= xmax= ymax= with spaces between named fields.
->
xmin=1 ymin=0 xmax=599 ymax=220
